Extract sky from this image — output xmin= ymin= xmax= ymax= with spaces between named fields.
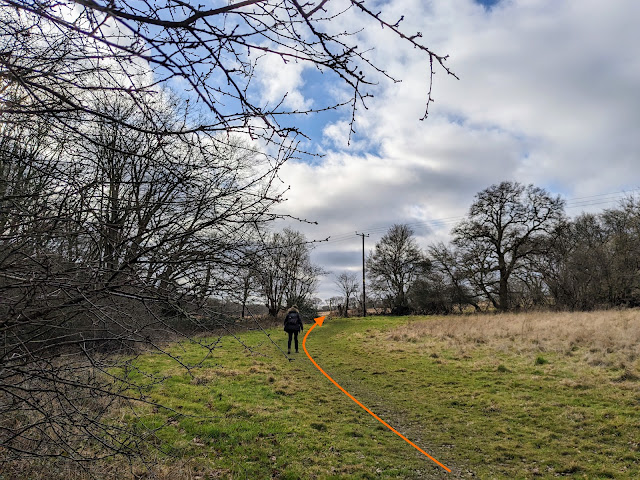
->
xmin=256 ymin=0 xmax=640 ymax=302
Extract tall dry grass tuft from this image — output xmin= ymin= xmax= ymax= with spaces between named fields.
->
xmin=388 ymin=310 xmax=640 ymax=369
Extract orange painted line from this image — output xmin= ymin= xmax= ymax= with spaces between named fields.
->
xmin=302 ymin=317 xmax=451 ymax=473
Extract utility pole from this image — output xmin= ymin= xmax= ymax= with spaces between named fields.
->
xmin=356 ymin=232 xmax=369 ymax=317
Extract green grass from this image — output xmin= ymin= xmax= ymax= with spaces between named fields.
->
xmin=111 ymin=315 xmax=639 ymax=479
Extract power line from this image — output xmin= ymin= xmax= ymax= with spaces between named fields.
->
xmin=320 ymin=187 xmax=640 ymax=246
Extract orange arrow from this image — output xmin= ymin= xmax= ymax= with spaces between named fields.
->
xmin=303 ymin=316 xmax=451 ymax=473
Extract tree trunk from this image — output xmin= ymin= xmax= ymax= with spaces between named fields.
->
xmin=498 ymin=249 xmax=510 ymax=311
xmin=499 ymin=271 xmax=509 ymax=311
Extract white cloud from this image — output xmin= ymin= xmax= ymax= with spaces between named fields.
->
xmin=272 ymin=0 xmax=640 ymax=300
xmin=254 ymin=47 xmax=314 ymax=112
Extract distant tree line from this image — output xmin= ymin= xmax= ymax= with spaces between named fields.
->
xmin=366 ymin=181 xmax=640 ymax=314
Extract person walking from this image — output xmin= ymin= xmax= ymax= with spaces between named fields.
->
xmin=283 ymin=305 xmax=303 ymax=354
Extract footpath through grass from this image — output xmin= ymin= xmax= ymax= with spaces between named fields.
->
xmin=115 ymin=314 xmax=639 ymax=479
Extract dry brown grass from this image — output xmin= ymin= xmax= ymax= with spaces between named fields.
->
xmin=387 ymin=309 xmax=640 ymax=369
xmin=0 ymin=454 xmax=229 ymax=480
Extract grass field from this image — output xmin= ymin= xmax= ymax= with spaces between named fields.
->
xmin=11 ymin=310 xmax=640 ymax=479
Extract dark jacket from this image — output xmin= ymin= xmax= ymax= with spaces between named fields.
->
xmin=283 ymin=308 xmax=303 ymax=333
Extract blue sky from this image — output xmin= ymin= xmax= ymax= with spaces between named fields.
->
xmin=475 ymin=0 xmax=501 ymax=9
xmin=255 ymin=0 xmax=640 ymax=301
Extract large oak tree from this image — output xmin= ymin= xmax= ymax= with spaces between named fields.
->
xmin=452 ymin=181 xmax=565 ymax=311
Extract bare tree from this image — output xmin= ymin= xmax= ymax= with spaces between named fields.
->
xmin=255 ymin=232 xmax=292 ymax=318
xmin=238 ymin=264 xmax=259 ymax=318
xmin=366 ymin=224 xmax=429 ymax=314
xmin=452 ymin=181 xmax=565 ymax=311
xmin=1 ymin=0 xmax=456 ymax=146
xmin=424 ymin=243 xmax=480 ymax=312
xmin=538 ymin=199 xmax=640 ymax=310
xmin=255 ymin=228 xmax=324 ymax=317
xmin=334 ymin=272 xmax=359 ymax=317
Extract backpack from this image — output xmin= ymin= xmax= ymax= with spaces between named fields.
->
xmin=284 ymin=312 xmax=300 ymax=331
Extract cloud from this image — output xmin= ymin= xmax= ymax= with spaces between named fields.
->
xmin=432 ymin=0 xmax=640 ymax=190
xmin=272 ymin=0 xmax=640 ymax=300
xmin=253 ymin=46 xmax=314 ymax=112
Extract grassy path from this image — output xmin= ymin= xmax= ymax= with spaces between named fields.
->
xmin=304 ymin=317 xmax=458 ymax=478
xmin=117 ymin=314 xmax=639 ymax=479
